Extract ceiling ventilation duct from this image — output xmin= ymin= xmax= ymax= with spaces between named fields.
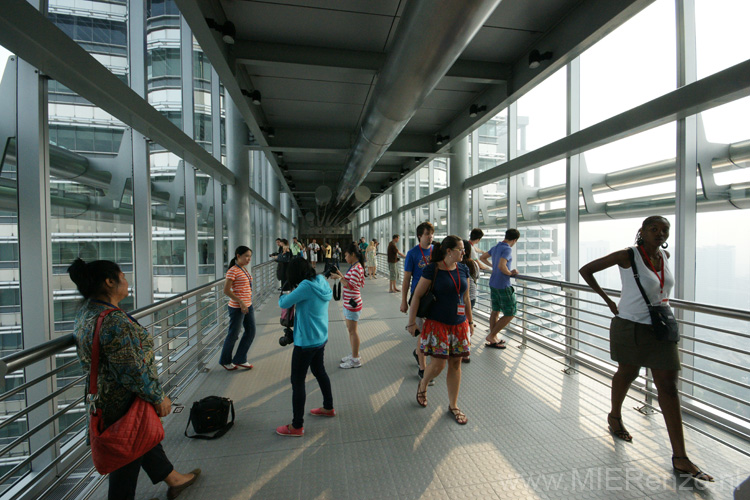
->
xmin=332 ymin=0 xmax=502 ymax=214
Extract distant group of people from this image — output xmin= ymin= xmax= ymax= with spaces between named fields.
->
xmin=66 ymin=214 xmax=711 ymax=500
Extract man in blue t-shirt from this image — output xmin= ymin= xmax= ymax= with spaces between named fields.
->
xmin=479 ymin=228 xmax=520 ymax=349
xmin=400 ymin=221 xmax=434 ymax=382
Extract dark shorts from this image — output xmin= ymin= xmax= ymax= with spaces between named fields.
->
xmin=609 ymin=316 xmax=680 ymax=371
xmin=491 ymin=286 xmax=517 ymax=316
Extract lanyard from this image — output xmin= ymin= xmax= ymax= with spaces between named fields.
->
xmin=444 ymin=264 xmax=461 ymax=297
xmin=91 ymin=299 xmax=140 ymax=326
xmin=418 ymin=245 xmax=431 ymax=266
xmin=236 ymin=265 xmax=252 ymax=289
xmin=637 ymin=245 xmax=664 ymax=293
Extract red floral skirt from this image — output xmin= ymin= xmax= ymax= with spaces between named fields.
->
xmin=420 ymin=319 xmax=471 ymax=359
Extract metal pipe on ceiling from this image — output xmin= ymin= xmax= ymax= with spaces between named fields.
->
xmin=332 ymin=0 xmax=502 ymax=213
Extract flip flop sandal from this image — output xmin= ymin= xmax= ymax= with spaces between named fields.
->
xmin=672 ymin=456 xmax=714 ymax=482
xmin=485 ymin=341 xmax=506 ymax=349
xmin=448 ymin=406 xmax=468 ymax=425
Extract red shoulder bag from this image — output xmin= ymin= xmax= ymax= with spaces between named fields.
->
xmin=88 ymin=308 xmax=165 ymax=474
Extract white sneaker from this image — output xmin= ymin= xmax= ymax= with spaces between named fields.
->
xmin=340 ymin=357 xmax=362 ymax=369
xmin=341 ymin=354 xmax=353 ymax=363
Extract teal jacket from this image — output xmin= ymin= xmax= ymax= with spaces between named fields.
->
xmin=278 ymin=275 xmax=333 ymax=348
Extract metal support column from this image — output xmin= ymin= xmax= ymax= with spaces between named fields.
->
xmin=130 ymin=0 xmax=153 ymax=308
xmin=181 ymin=17 xmax=198 ymax=291
xmin=392 ymin=184 xmax=402 ymax=238
xmin=271 ymin=176 xmax=281 ymax=240
xmin=564 ymin=57 xmax=581 ymax=372
xmin=470 ymin=129 xmax=480 ymax=227
xmin=16 ymin=56 xmax=55 ymax=473
xmin=226 ymin=96 xmax=251 ymax=253
xmin=674 ymin=0 xmax=698 ymax=399
xmin=507 ymin=102 xmax=523 ymax=344
xmin=211 ymin=68 xmax=224 ymax=278
xmin=449 ymin=135 xmax=470 ymax=237
xmin=368 ymin=203 xmax=376 ymax=243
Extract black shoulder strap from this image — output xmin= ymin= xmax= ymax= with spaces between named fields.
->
xmin=627 ymin=248 xmax=652 ymax=307
xmin=184 ymin=400 xmax=235 ymax=440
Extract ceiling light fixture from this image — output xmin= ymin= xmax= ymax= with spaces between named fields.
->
xmin=435 ymin=134 xmax=449 ymax=146
xmin=205 ymin=18 xmax=236 ymax=45
xmin=528 ymin=49 xmax=553 ymax=69
xmin=469 ymin=104 xmax=487 ymax=118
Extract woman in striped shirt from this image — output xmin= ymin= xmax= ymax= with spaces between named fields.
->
xmin=331 ymin=244 xmax=365 ymax=369
xmin=220 ymin=246 xmax=256 ymax=371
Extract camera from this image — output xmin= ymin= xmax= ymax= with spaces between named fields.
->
xmin=278 ymin=327 xmax=294 ymax=346
xmin=349 ymin=298 xmax=357 ymax=308
xmin=323 ymin=262 xmax=339 ymax=278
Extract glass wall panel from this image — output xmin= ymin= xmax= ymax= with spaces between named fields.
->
xmin=515 ymin=68 xmax=565 ymax=156
xmin=151 ymin=148 xmax=187 ymax=296
xmin=512 ymin=161 xmax=565 ymax=346
xmin=695 ymin=0 xmax=750 ymax=80
xmin=579 ymin=0 xmax=675 ymax=129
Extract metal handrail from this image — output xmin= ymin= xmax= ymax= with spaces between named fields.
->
xmin=487 ymin=273 xmax=750 ymax=456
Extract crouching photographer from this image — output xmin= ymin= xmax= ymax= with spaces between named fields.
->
xmin=275 ymin=258 xmax=335 ymax=436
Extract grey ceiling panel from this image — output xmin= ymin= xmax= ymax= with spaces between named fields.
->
xmin=485 ymin=0 xmax=576 ymax=31
xmin=263 ymin=101 xmax=363 ymax=129
xmin=237 ymin=0 xmax=402 ymax=16
xmin=242 ymin=62 xmax=377 ymax=85
xmin=224 ymin=2 xmax=396 ymax=51
xmin=462 ymin=27 xmax=541 ymax=62
xmin=251 ymin=76 xmax=371 ymax=105
xmin=420 ymin=88 xmax=478 ymax=111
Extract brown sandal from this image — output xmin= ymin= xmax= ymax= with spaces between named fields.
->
xmin=448 ymin=406 xmax=468 ymax=425
xmin=416 ymin=382 xmax=427 ymax=407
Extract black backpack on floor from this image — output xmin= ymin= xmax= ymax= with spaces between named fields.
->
xmin=184 ymin=396 xmax=235 ymax=440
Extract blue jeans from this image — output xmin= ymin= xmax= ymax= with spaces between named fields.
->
xmin=220 ymin=305 xmax=256 ymax=365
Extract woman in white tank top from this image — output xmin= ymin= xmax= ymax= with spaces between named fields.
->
xmin=579 ymin=216 xmax=713 ymax=482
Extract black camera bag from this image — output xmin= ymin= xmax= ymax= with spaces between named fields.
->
xmin=184 ymin=396 xmax=235 ymax=440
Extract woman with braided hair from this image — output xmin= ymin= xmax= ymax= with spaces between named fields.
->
xmin=579 ymin=216 xmax=713 ymax=482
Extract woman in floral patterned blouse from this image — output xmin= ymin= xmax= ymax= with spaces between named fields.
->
xmin=69 ymin=258 xmax=200 ymax=500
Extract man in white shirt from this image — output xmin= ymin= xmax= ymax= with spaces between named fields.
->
xmin=308 ymin=239 xmax=320 ymax=269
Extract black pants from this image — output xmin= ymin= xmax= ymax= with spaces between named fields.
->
xmin=108 ymin=443 xmax=173 ymax=500
xmin=291 ymin=344 xmax=333 ymax=429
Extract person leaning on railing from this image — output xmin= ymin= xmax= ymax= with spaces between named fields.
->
xmin=579 ymin=216 xmax=713 ymax=483
xmin=68 ymin=258 xmax=200 ymax=500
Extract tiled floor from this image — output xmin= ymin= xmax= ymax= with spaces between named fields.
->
xmin=101 ymin=272 xmax=749 ymax=500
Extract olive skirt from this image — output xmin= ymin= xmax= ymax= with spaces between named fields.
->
xmin=609 ymin=316 xmax=681 ymax=371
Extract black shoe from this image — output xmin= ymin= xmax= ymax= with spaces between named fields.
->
xmin=418 ymin=369 xmax=435 ymax=386
xmin=461 ymin=357 xmax=471 ymax=363
xmin=412 ymin=349 xmax=419 ymax=366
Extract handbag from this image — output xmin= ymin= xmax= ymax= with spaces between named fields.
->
xmin=88 ymin=309 xmax=165 ymax=474
xmin=414 ymin=265 xmax=438 ymax=320
xmin=184 ymin=396 xmax=235 ymax=440
xmin=627 ymin=248 xmax=679 ymax=342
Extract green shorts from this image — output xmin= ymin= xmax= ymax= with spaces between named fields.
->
xmin=491 ymin=286 xmax=517 ymax=316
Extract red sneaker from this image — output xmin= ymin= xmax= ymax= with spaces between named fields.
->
xmin=310 ymin=407 xmax=336 ymax=417
xmin=235 ymin=362 xmax=253 ymax=370
xmin=275 ymin=424 xmax=304 ymax=437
